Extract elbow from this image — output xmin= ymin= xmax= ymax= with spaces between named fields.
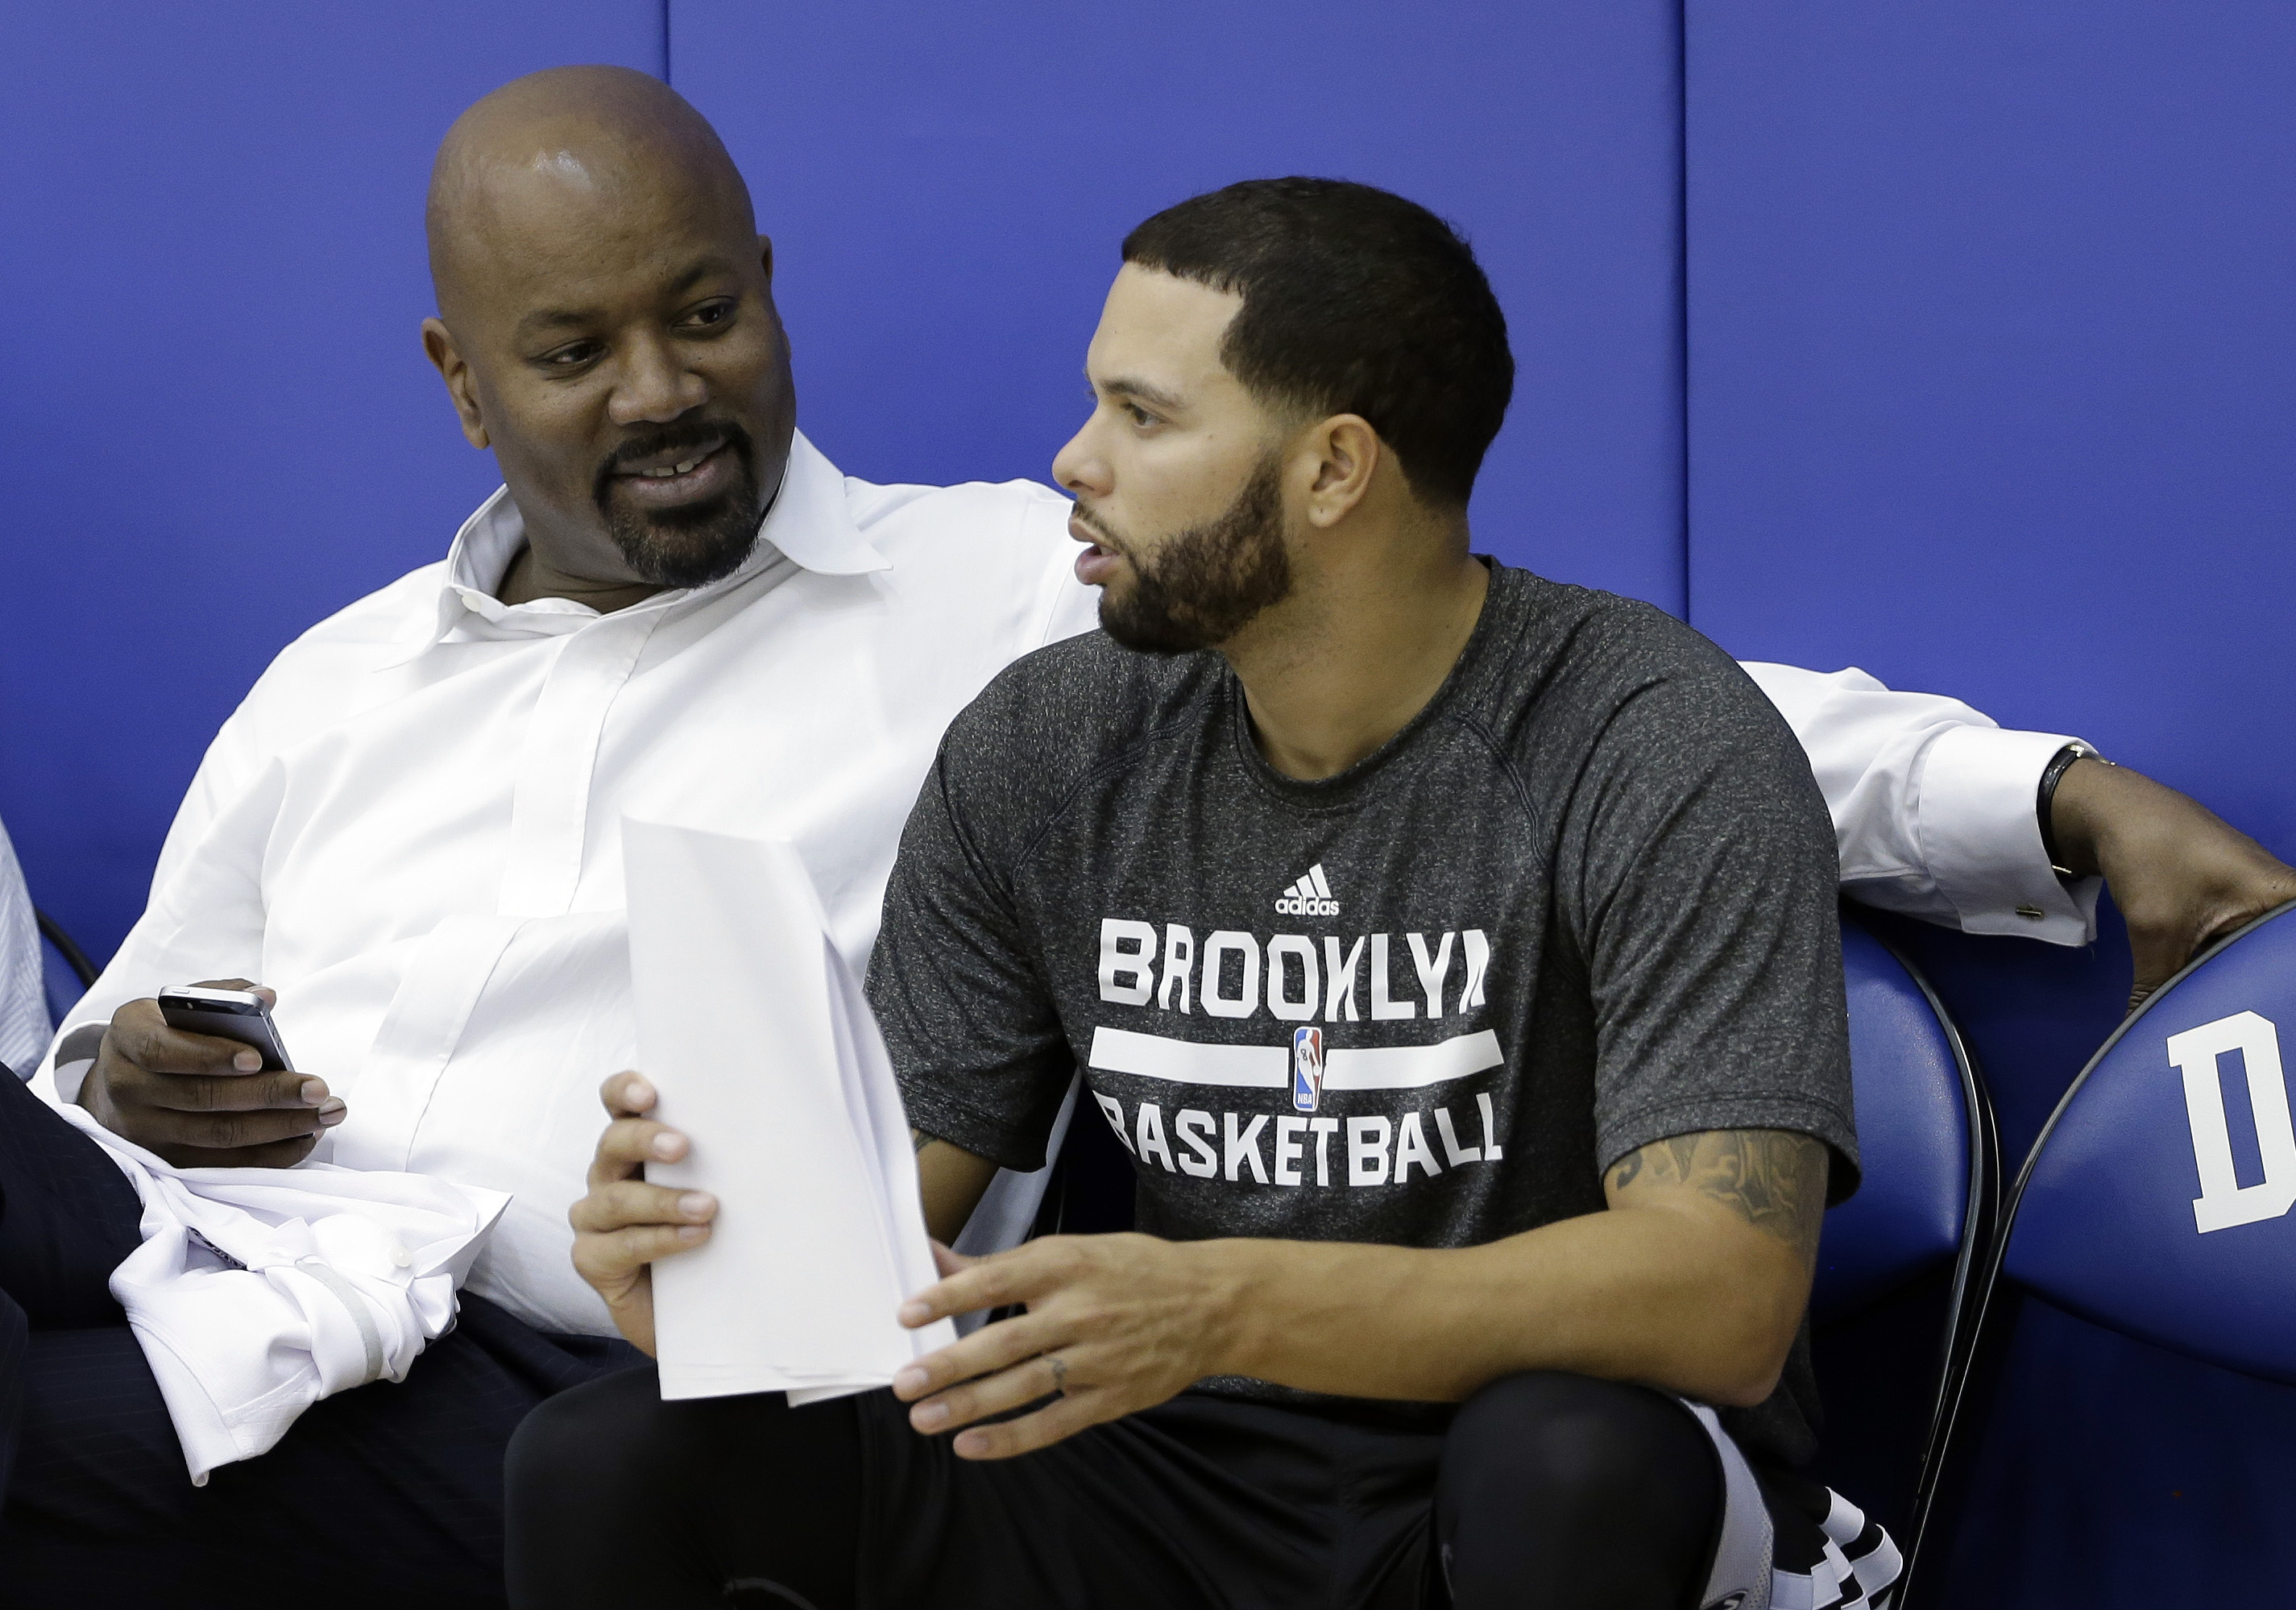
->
xmin=1701 ymin=1349 xmax=1789 ymax=1410
xmin=1672 ymin=1280 xmax=1806 ymax=1409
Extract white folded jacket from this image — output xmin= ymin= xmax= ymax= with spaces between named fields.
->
xmin=47 ymin=1098 xmax=509 ymax=1484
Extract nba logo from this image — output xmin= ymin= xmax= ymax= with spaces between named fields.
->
xmin=1291 ymin=1027 xmax=1325 ymax=1113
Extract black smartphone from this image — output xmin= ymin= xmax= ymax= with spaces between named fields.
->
xmin=155 ymin=986 xmax=296 ymax=1073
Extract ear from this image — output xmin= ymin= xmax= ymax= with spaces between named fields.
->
xmin=421 ymin=317 xmax=490 ymax=450
xmin=756 ymin=233 xmax=776 ymax=283
xmin=1299 ymin=415 xmax=1382 ymax=529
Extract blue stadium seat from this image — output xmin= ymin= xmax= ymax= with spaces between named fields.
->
xmin=1913 ymin=899 xmax=2296 ymax=1607
xmin=1805 ymin=919 xmax=1998 ymax=1571
xmin=1817 ymin=923 xmax=1996 ymax=1322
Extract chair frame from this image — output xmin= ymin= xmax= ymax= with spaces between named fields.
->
xmin=36 ymin=907 xmax=100 ymax=990
xmin=1842 ymin=915 xmax=2001 ymax=1604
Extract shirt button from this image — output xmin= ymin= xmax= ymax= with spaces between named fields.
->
xmin=2016 ymin=904 xmax=2046 ymax=921
xmin=389 ymin=1245 xmax=413 ymax=1269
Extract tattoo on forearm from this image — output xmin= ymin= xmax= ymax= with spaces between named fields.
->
xmin=1608 ymin=1130 xmax=1828 ymax=1265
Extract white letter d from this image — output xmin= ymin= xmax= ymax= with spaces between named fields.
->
xmin=2168 ymin=1010 xmax=2296 ymax=1234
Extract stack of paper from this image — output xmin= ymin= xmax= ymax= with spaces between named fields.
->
xmin=624 ymin=817 xmax=955 ymax=1403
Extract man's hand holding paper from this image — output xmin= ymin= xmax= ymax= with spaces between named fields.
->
xmin=567 ymin=1071 xmax=717 ymax=1359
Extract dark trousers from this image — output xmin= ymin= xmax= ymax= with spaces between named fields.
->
xmin=507 ymin=1366 xmax=1728 ymax=1610
xmin=0 ymin=1068 xmax=644 ymax=1610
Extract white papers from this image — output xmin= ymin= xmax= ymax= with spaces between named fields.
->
xmin=624 ymin=817 xmax=955 ymax=1402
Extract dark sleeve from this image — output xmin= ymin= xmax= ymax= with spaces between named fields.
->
xmin=1565 ymin=658 xmax=1861 ymax=1202
xmin=866 ymin=741 xmax=1076 ymax=1173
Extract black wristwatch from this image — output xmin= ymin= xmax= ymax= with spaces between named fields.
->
xmin=2037 ymin=741 xmax=2105 ymax=878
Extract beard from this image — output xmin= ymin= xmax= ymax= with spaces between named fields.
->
xmin=592 ymin=419 xmax=765 ymax=590
xmin=1088 ymin=454 xmax=1294 ymax=655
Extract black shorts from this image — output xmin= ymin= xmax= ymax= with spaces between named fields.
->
xmin=851 ymin=1385 xmax=1885 ymax=1608
xmin=854 ymin=1388 xmax=1448 ymax=1608
xmin=507 ymin=1371 xmax=1897 ymax=1609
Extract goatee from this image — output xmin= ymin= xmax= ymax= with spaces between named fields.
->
xmin=592 ymin=421 xmax=765 ymax=591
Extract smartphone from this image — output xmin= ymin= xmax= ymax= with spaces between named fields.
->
xmin=156 ymin=986 xmax=296 ymax=1073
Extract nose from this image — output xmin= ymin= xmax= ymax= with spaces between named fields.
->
xmin=1052 ymin=409 xmax=1110 ymax=499
xmin=608 ymin=331 xmax=708 ymax=427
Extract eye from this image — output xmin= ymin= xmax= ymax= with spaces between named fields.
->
xmin=679 ymin=298 xmax=738 ymax=331
xmin=537 ymin=340 xmax=604 ymax=370
xmin=1125 ymin=402 xmax=1160 ymax=428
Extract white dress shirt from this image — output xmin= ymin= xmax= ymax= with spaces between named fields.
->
xmin=1741 ymin=662 xmax=2097 ymax=945
xmin=39 ymin=434 xmax=2095 ymax=1336
xmin=42 ymin=434 xmax=1096 ymax=1335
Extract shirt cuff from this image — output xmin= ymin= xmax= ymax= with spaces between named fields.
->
xmin=1917 ymin=724 xmax=2102 ymax=945
xmin=50 ymin=1056 xmax=95 ymax=1105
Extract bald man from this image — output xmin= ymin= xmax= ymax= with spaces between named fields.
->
xmin=13 ymin=65 xmax=2291 ymax=1608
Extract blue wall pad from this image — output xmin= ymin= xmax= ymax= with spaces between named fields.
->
xmin=668 ymin=0 xmax=1690 ymax=612
xmin=1685 ymin=1 xmax=2296 ymax=864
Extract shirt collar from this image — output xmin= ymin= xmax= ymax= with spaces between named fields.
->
xmin=392 ymin=430 xmax=886 ymax=662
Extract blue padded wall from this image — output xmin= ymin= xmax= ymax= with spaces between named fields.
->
xmin=666 ymin=0 xmax=1689 ymax=611
xmin=1685 ymin=0 xmax=2296 ymax=1173
xmin=0 ymin=2 xmax=666 ymax=964
xmin=1685 ymin=5 xmax=2296 ymax=1601
xmin=6 ymin=1 xmax=1694 ymax=973
xmin=1686 ymin=1 xmax=2296 ymax=854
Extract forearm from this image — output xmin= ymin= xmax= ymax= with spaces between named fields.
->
xmin=916 ymin=1131 xmax=1000 ymax=1244
xmin=1203 ymin=1207 xmax=1807 ymax=1409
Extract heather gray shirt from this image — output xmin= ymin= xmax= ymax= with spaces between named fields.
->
xmin=869 ymin=563 xmax=1857 ymax=1464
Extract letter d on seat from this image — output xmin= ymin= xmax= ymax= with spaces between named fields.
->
xmin=2170 ymin=1010 xmax=2296 ymax=1234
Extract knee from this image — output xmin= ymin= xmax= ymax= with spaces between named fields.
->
xmin=505 ymin=1363 xmax=669 ymax=1520
xmin=1442 ymin=1371 xmax=1712 ymax=1518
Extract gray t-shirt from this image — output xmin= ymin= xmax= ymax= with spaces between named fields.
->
xmin=869 ymin=563 xmax=1858 ymax=1464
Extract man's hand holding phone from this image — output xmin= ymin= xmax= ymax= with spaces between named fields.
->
xmin=68 ymin=979 xmax=346 ymax=1168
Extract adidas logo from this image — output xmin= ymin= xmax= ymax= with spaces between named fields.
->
xmin=1273 ymin=862 xmax=1341 ymax=919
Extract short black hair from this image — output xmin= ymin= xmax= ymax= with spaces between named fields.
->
xmin=1121 ymin=177 xmax=1513 ymax=509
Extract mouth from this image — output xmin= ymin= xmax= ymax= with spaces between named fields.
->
xmin=608 ymin=434 xmax=739 ymax=511
xmin=1068 ymin=510 xmax=1127 ymax=587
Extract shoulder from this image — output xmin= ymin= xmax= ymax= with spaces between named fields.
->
xmin=845 ymin=475 xmax=1072 ymax=572
xmin=224 ymin=562 xmax=448 ymax=751
xmin=1469 ymin=566 xmax=1798 ymax=757
xmin=282 ymin=561 xmax=450 ymax=651
xmin=930 ymin=631 xmax=1221 ymax=849
xmin=842 ymin=473 xmax=1088 ymax=649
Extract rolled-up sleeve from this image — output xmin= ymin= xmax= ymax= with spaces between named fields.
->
xmin=1740 ymin=662 xmax=2101 ymax=946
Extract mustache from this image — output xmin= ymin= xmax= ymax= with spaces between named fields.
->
xmin=593 ymin=419 xmax=753 ymax=500
xmin=1070 ymin=499 xmax=1125 ymax=552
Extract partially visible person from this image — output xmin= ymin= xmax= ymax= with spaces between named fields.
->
xmin=1753 ymin=670 xmax=2296 ymax=1007
xmin=0 ymin=815 xmax=52 ymax=1078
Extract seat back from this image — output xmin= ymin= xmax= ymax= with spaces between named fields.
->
xmin=2002 ymin=900 xmax=2296 ymax=1382
xmin=1816 ymin=923 xmax=1993 ymax=1322
xmin=1801 ymin=919 xmax=1996 ymax=1567
xmin=1909 ymin=900 xmax=2296 ymax=1607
